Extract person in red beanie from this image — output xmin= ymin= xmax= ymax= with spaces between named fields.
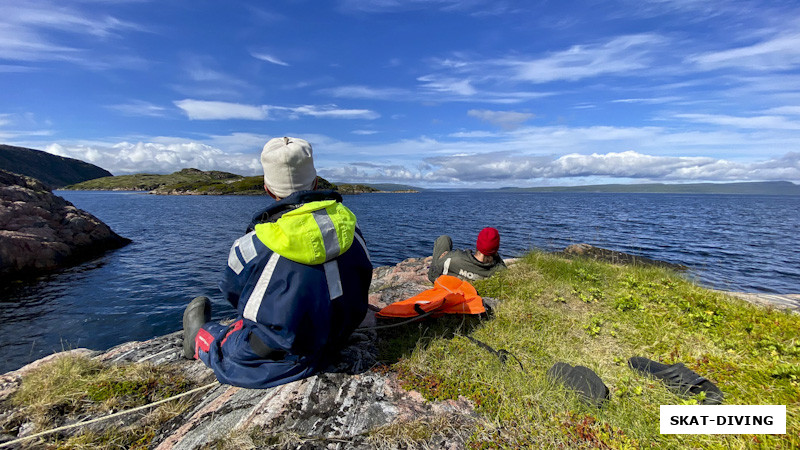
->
xmin=427 ymin=227 xmax=506 ymax=283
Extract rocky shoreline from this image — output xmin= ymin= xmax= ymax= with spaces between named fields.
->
xmin=0 ymin=251 xmax=797 ymax=448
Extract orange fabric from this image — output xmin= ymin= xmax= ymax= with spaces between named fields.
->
xmin=376 ymin=275 xmax=485 ymax=318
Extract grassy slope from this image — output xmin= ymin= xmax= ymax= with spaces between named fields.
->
xmin=393 ymin=252 xmax=799 ymax=448
xmin=62 ymin=169 xmax=243 ymax=192
xmin=63 ymin=169 xmax=376 ymax=195
xmin=0 ymin=144 xmax=112 ymax=188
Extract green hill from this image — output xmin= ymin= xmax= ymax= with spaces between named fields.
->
xmin=0 ymin=144 xmax=112 ymax=188
xmin=65 ymin=168 xmax=367 ymax=195
xmin=500 ymin=181 xmax=800 ymax=195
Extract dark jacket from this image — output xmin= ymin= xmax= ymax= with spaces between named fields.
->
xmin=428 ymin=248 xmax=506 ymax=283
xmin=197 ymin=190 xmax=373 ymax=388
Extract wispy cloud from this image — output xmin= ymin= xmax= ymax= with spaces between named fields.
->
xmin=675 ymin=113 xmax=800 ymax=130
xmin=291 ymin=105 xmax=380 ymax=119
xmin=688 ymin=32 xmax=800 ymax=71
xmin=336 ymin=0 xmax=511 ymax=15
xmin=251 ymin=52 xmax=289 ymax=66
xmin=467 ymin=109 xmax=534 ymax=130
xmin=107 ymin=100 xmax=168 ymax=117
xmin=497 ymin=34 xmax=668 ymax=84
xmin=612 ymin=96 xmax=682 ymax=104
xmin=763 ymin=106 xmax=800 ymax=115
xmin=417 ymin=75 xmax=477 ymax=95
xmin=0 ymin=1 xmax=147 ymax=64
xmin=174 ymin=100 xmax=268 ymax=120
xmin=320 ymin=85 xmax=411 ymax=100
xmin=174 ymin=99 xmax=379 ymax=121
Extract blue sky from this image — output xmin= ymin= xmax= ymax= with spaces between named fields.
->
xmin=2 ymin=0 xmax=800 ymax=188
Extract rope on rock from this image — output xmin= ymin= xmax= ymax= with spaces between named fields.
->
xmin=0 ymin=381 xmax=219 ymax=448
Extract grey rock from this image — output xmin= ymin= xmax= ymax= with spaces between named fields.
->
xmin=558 ymin=243 xmax=688 ymax=270
xmin=0 ymin=169 xmax=131 ymax=280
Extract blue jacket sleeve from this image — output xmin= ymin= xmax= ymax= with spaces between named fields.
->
xmin=219 ymin=242 xmax=246 ymax=309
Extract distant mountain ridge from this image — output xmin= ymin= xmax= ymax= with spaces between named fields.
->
xmin=0 ymin=144 xmax=112 ymax=188
xmin=499 ymin=181 xmax=800 ymax=195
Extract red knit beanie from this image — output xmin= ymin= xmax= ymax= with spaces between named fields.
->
xmin=476 ymin=227 xmax=500 ymax=255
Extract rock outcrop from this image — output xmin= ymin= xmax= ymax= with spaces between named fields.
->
xmin=0 ymin=170 xmax=131 ymax=280
xmin=559 ymin=243 xmax=687 ymax=270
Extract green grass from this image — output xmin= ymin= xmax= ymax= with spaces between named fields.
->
xmin=393 ymin=251 xmax=800 ymax=448
xmin=2 ymin=355 xmax=198 ymax=449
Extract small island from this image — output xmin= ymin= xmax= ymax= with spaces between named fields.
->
xmin=63 ymin=168 xmax=420 ymax=195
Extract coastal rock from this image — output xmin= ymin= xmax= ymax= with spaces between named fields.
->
xmin=0 ymin=170 xmax=131 ymax=280
xmin=0 ymin=257 xmax=480 ymax=449
xmin=559 ymin=243 xmax=687 ymax=270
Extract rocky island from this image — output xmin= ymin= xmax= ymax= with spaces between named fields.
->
xmin=65 ymin=169 xmax=420 ymax=196
xmin=0 ymin=170 xmax=131 ymax=281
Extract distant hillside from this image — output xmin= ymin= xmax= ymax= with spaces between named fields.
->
xmin=0 ymin=144 xmax=112 ymax=188
xmin=500 ymin=181 xmax=800 ymax=195
xmin=66 ymin=169 xmax=376 ymax=195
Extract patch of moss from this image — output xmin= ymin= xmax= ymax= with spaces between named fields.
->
xmin=4 ymin=355 xmax=198 ymax=448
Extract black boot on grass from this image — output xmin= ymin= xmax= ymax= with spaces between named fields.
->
xmin=182 ymin=296 xmax=211 ymax=359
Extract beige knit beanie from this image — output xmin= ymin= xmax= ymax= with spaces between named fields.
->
xmin=260 ymin=137 xmax=317 ymax=198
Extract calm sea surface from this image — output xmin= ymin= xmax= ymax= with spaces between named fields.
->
xmin=1 ymin=191 xmax=798 ymax=373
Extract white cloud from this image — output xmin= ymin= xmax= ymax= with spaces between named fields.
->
xmin=251 ymin=52 xmax=289 ymax=66
xmin=688 ymin=33 xmax=800 ymax=71
xmin=417 ymin=75 xmax=477 ymax=96
xmin=612 ymin=96 xmax=682 ymax=104
xmin=336 ymin=0 xmax=505 ymax=15
xmin=352 ymin=130 xmax=378 ymax=135
xmin=675 ymin=113 xmax=800 ymax=130
xmin=292 ymin=105 xmax=380 ymax=120
xmin=106 ymin=101 xmax=167 ymax=117
xmin=43 ymin=141 xmax=262 ymax=175
xmin=504 ymin=34 xmax=667 ymax=83
xmin=174 ymin=100 xmax=268 ymax=120
xmin=173 ymin=99 xmax=380 ymax=121
xmin=468 ymin=109 xmax=534 ymax=130
xmin=763 ymin=106 xmax=800 ymax=115
xmin=0 ymin=1 xmax=147 ymax=64
xmin=320 ymin=85 xmax=411 ymax=100
xmin=422 ymin=150 xmax=800 ymax=183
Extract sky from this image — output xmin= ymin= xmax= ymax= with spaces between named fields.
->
xmin=2 ymin=0 xmax=800 ymax=188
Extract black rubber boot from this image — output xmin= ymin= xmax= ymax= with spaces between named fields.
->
xmin=182 ymin=296 xmax=211 ymax=359
xmin=628 ymin=356 xmax=724 ymax=404
xmin=547 ymin=362 xmax=610 ymax=408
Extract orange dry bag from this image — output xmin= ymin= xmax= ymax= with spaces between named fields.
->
xmin=376 ymin=275 xmax=486 ymax=318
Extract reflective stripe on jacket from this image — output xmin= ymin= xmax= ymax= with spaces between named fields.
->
xmin=201 ymin=190 xmax=372 ymax=389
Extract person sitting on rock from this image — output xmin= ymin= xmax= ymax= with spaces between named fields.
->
xmin=427 ymin=227 xmax=506 ymax=283
xmin=181 ymin=137 xmax=373 ymax=389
